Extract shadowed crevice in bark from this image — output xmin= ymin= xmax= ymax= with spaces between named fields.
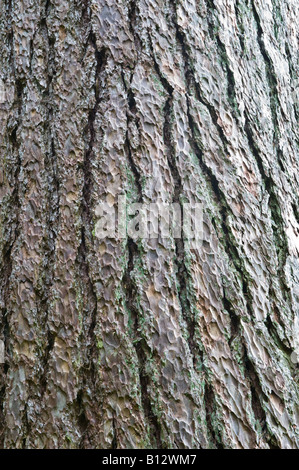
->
xmin=204 ymin=381 xmax=224 ymax=449
xmin=164 ymin=96 xmax=198 ymax=368
xmin=244 ymin=353 xmax=280 ymax=449
xmin=172 ymin=1 xmax=230 ymax=153
xmin=214 ymin=34 xmax=239 ymax=121
xmin=6 ymin=77 xmax=24 ymax=257
xmin=111 ymin=414 xmax=118 ymax=449
xmin=292 ymin=203 xmax=299 ymax=226
xmin=121 ymin=65 xmax=164 ymax=447
xmin=224 ymin=293 xmax=281 ymax=448
xmin=75 ymin=229 xmax=98 ymax=448
xmin=6 ymin=0 xmax=15 ymax=74
xmin=39 ymin=136 xmax=59 ymax=352
xmin=172 ymin=4 xmax=294 ymax=449
xmin=75 ymin=34 xmax=109 ymax=446
xmin=172 ymin=4 xmax=262 ymax=447
xmin=22 ymin=402 xmax=30 ymax=449
xmin=224 ymin=297 xmax=281 ymax=449
xmin=148 ymin=32 xmax=199 ymax=369
xmin=235 ymin=0 xmax=246 ymax=54
xmin=224 ymin=278 xmax=290 ymax=449
xmin=128 ymin=0 xmax=141 ymax=58
xmin=223 ymin=294 xmax=240 ymax=347
xmin=124 ymin=124 xmax=143 ymax=203
xmin=123 ymin=238 xmax=162 ymax=449
xmin=76 ymin=388 xmax=89 ymax=448
xmin=186 ymin=103 xmax=255 ymax=321
xmin=0 ymin=74 xmax=25 ymax=432
xmin=0 ymin=383 xmax=5 ymax=446
xmin=243 ymin=119 xmax=292 ymax=311
xmin=250 ymin=0 xmax=290 ymax=178
xmin=83 ymin=36 xmax=108 ymax=223
xmin=37 ymin=10 xmax=60 ymax=397
xmin=122 ymin=72 xmax=143 ymax=203
xmin=174 ymin=21 xmax=230 ymax=155
xmin=0 ymin=247 xmax=14 ymax=443
xmin=284 ymin=41 xmax=298 ymax=122
xmin=251 ymin=0 xmax=280 ymax=143
xmin=265 ymin=314 xmax=293 ymax=359
xmin=40 ymin=330 xmax=55 ymax=397
xmin=121 ymin=39 xmax=162 ymax=445
xmin=204 ymin=0 xmax=240 ymax=121
xmin=245 ymin=1 xmax=293 ymax=318
xmin=82 ymin=38 xmax=108 ymax=261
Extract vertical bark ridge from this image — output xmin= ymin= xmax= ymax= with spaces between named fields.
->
xmin=148 ymin=33 xmax=200 ymax=371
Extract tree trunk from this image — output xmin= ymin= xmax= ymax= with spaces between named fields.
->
xmin=0 ymin=0 xmax=298 ymax=449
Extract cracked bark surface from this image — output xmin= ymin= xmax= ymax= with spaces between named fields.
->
xmin=0 ymin=0 xmax=298 ymax=449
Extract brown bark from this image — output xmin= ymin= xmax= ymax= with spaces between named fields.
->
xmin=0 ymin=0 xmax=298 ymax=448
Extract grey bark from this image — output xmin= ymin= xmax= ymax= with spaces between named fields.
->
xmin=0 ymin=0 xmax=298 ymax=449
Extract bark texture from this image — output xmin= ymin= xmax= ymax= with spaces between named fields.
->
xmin=0 ymin=0 xmax=298 ymax=449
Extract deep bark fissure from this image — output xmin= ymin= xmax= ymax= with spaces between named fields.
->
xmin=272 ymin=0 xmax=283 ymax=41
xmin=173 ymin=1 xmax=231 ymax=156
xmin=223 ymin=272 xmax=284 ymax=450
xmin=244 ymin=352 xmax=280 ymax=449
xmin=0 ymin=383 xmax=5 ymax=446
xmin=224 ymin=294 xmax=280 ymax=449
xmin=76 ymin=388 xmax=89 ymax=448
xmin=251 ymin=0 xmax=290 ymax=176
xmin=292 ymin=203 xmax=299 ymax=226
xmin=0 ymin=75 xmax=25 ymax=419
xmin=204 ymin=381 xmax=224 ymax=448
xmin=124 ymin=130 xmax=143 ymax=203
xmin=284 ymin=42 xmax=298 ymax=122
xmin=111 ymin=414 xmax=118 ymax=449
xmin=205 ymin=0 xmax=240 ymax=121
xmin=247 ymin=1 xmax=293 ymax=315
xmin=265 ymin=313 xmax=293 ymax=359
xmin=40 ymin=330 xmax=55 ymax=396
xmin=22 ymin=402 xmax=30 ymax=448
xmin=215 ymin=34 xmax=239 ymax=121
xmin=38 ymin=11 xmax=60 ymax=396
xmin=148 ymin=33 xmax=199 ymax=368
xmin=123 ymin=238 xmax=162 ymax=449
xmin=172 ymin=8 xmax=281 ymax=448
xmin=221 ymin=249 xmax=269 ymax=437
xmin=235 ymin=0 xmax=246 ymax=54
xmin=164 ymin=95 xmax=198 ymax=368
xmin=175 ymin=30 xmax=228 ymax=156
xmin=121 ymin=54 xmax=162 ymax=447
xmin=251 ymin=0 xmax=280 ymax=143
xmin=243 ymin=119 xmax=292 ymax=313
xmin=121 ymin=63 xmax=163 ymax=448
xmin=76 ymin=32 xmax=108 ymax=443
xmin=83 ymin=35 xmax=108 ymax=222
xmin=223 ymin=294 xmax=240 ymax=347
xmin=186 ymin=105 xmax=255 ymax=320
xmin=186 ymin=109 xmax=266 ymax=447
xmin=76 ymin=227 xmax=99 ymax=444
xmin=122 ymin=72 xmax=143 ymax=203
xmin=128 ymin=0 xmax=141 ymax=58
xmin=6 ymin=0 xmax=15 ymax=75
xmin=223 ymin=286 xmax=282 ymax=449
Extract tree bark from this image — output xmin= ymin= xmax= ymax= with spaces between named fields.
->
xmin=0 ymin=0 xmax=298 ymax=449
